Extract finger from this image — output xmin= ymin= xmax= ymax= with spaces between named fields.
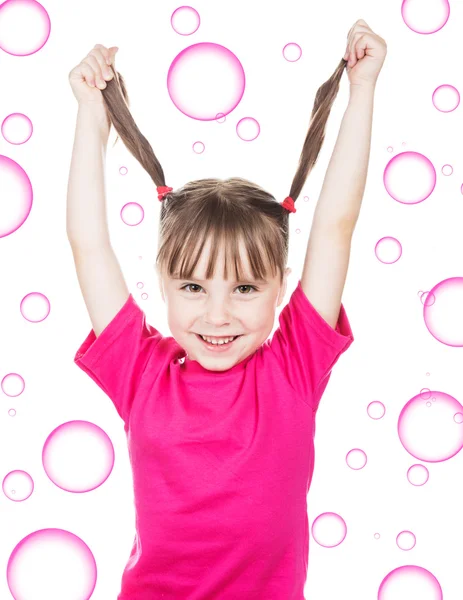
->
xmin=93 ymin=43 xmax=112 ymax=67
xmin=83 ymin=55 xmax=107 ymax=88
xmin=88 ymin=48 xmax=113 ymax=81
xmin=79 ymin=62 xmax=98 ymax=88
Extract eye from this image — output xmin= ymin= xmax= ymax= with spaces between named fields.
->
xmin=180 ymin=284 xmax=258 ymax=294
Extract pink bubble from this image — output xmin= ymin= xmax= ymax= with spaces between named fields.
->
xmin=420 ymin=291 xmax=435 ymax=306
xmin=401 ymin=0 xmax=450 ymax=34
xmin=20 ymin=292 xmax=50 ymax=322
xmin=311 ymin=512 xmax=347 ymax=548
xmin=8 ymin=408 xmax=17 ymax=417
xmin=375 ymin=236 xmax=402 ymax=264
xmin=141 ymin=292 xmax=149 ymax=300
xmin=346 ymin=448 xmax=367 ymax=470
xmin=236 ymin=117 xmax=260 ymax=142
xmin=0 ymin=0 xmax=51 ymax=56
xmin=398 ymin=391 xmax=463 ymax=462
xmin=374 ymin=533 xmax=381 ymax=539
xmin=367 ymin=401 xmax=386 ymax=419
xmin=441 ymin=164 xmax=453 ymax=176
xmin=193 ymin=141 xmax=205 ymax=154
xmin=2 ymin=470 xmax=34 ymax=501
xmin=0 ymin=155 xmax=33 ymax=238
xmin=119 ymin=166 xmax=128 ymax=175
xmin=387 ymin=146 xmax=394 ymax=153
xmin=295 ymin=228 xmax=301 ymax=234
xmin=43 ymin=421 xmax=114 ymax=493
xmin=136 ymin=281 xmax=144 ymax=289
xmin=7 ymin=528 xmax=97 ymax=598
xmin=423 ymin=277 xmax=463 ymax=346
xmin=378 ymin=564 xmax=443 ymax=600
xmin=167 ymin=43 xmax=245 ymax=121
xmin=432 ymin=84 xmax=460 ymax=112
xmin=215 ymin=113 xmax=226 ymax=123
xmin=1 ymin=113 xmax=33 ymax=144
xmin=282 ymin=42 xmax=302 ymax=62
xmin=1 ymin=373 xmax=25 ymax=397
xmin=407 ymin=463 xmax=429 ymax=486
xmin=384 ymin=151 xmax=436 ymax=205
xmin=120 ymin=202 xmax=144 ymax=226
xmin=396 ymin=530 xmax=417 ymax=551
xmin=171 ymin=6 xmax=200 ymax=36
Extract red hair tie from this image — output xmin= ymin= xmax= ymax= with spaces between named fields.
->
xmin=280 ymin=196 xmax=296 ymax=213
xmin=157 ymin=185 xmax=173 ymax=201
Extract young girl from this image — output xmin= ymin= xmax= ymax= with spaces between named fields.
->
xmin=67 ymin=19 xmax=386 ymax=599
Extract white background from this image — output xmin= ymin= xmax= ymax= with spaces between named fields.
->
xmin=1 ymin=0 xmax=463 ymax=598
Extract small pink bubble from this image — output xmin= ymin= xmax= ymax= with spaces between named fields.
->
xmin=137 ymin=282 xmax=144 ymax=289
xmin=1 ymin=113 xmax=33 ymax=144
xmin=236 ymin=117 xmax=260 ymax=142
xmin=171 ymin=6 xmax=200 ymax=36
xmin=432 ymin=84 xmax=460 ymax=112
xmin=1 ymin=373 xmax=25 ymax=397
xmin=375 ymin=237 xmax=402 ymax=264
xmin=311 ymin=512 xmax=347 ymax=548
xmin=120 ymin=202 xmax=144 ymax=226
xmin=396 ymin=530 xmax=416 ymax=551
xmin=2 ymin=470 xmax=34 ymax=501
xmin=346 ymin=448 xmax=367 ymax=470
xmin=141 ymin=293 xmax=149 ymax=300
xmin=282 ymin=42 xmax=302 ymax=62
xmin=193 ymin=141 xmax=205 ymax=154
xmin=119 ymin=166 xmax=128 ymax=175
xmin=367 ymin=401 xmax=386 ymax=420
xmin=407 ymin=463 xmax=429 ymax=486
xmin=441 ymin=164 xmax=453 ymax=176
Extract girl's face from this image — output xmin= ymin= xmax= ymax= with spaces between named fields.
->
xmin=157 ymin=238 xmax=291 ymax=372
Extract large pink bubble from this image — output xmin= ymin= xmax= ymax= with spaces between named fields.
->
xmin=423 ymin=277 xmax=463 ymax=346
xmin=0 ymin=0 xmax=51 ymax=56
xmin=42 ymin=421 xmax=115 ymax=493
xmin=401 ymin=0 xmax=450 ymax=34
xmin=7 ymin=528 xmax=97 ymax=599
xmin=384 ymin=151 xmax=436 ymax=205
xmin=167 ymin=42 xmax=245 ymax=120
xmin=0 ymin=155 xmax=33 ymax=238
xmin=398 ymin=390 xmax=463 ymax=462
xmin=378 ymin=564 xmax=443 ymax=600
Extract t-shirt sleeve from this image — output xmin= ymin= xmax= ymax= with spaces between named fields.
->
xmin=73 ymin=293 xmax=164 ymax=425
xmin=268 ymin=279 xmax=354 ymax=410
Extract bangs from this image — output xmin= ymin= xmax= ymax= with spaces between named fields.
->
xmin=159 ymin=217 xmax=282 ymax=283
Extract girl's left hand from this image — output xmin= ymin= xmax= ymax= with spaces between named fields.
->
xmin=343 ymin=19 xmax=387 ymax=88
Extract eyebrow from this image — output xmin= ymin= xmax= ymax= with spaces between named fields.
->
xmin=172 ymin=275 xmax=269 ymax=284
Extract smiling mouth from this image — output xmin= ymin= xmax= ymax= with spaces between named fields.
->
xmin=195 ymin=333 xmax=242 ymax=346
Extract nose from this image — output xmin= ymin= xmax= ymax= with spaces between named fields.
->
xmin=202 ymin=296 xmax=232 ymax=327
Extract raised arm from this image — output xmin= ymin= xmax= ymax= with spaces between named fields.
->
xmin=67 ymin=46 xmax=130 ymax=336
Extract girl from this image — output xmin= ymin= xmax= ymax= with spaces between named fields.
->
xmin=67 ymin=19 xmax=387 ymax=599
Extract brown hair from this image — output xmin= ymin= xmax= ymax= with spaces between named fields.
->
xmin=102 ymin=57 xmax=347 ymax=285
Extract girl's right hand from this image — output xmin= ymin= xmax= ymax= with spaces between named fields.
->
xmin=68 ymin=44 xmax=118 ymax=105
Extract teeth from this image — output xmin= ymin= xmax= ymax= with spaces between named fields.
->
xmin=200 ymin=335 xmax=236 ymax=345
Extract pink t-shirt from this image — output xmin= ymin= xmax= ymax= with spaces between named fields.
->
xmin=74 ymin=279 xmax=354 ymax=599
